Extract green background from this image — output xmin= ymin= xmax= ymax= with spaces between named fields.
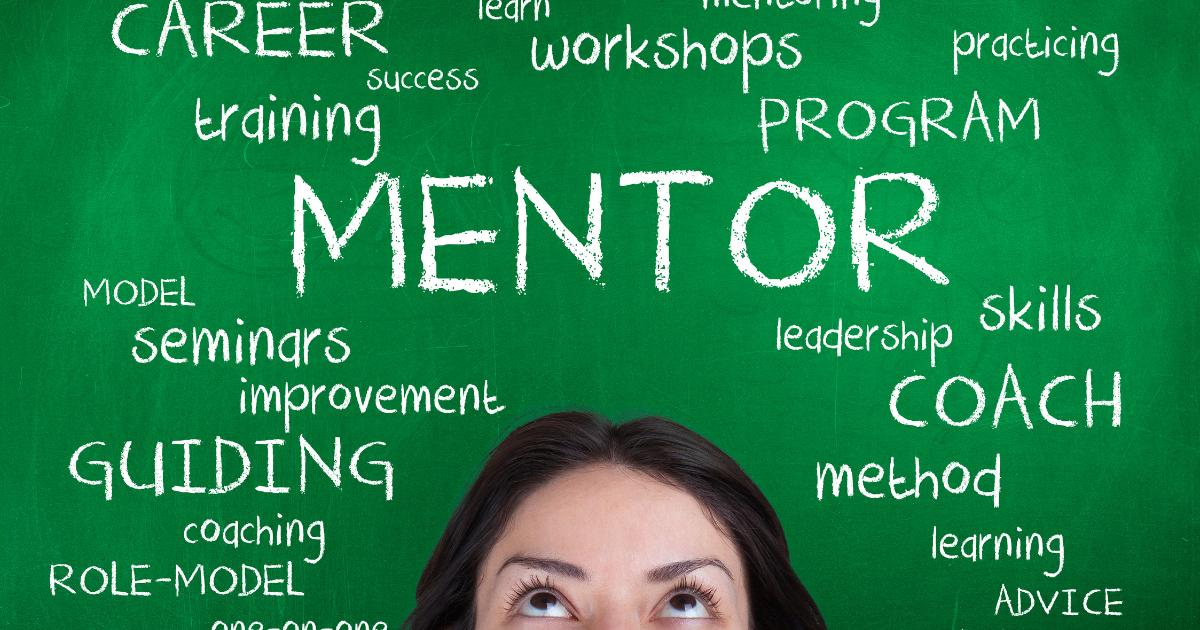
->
xmin=1 ymin=0 xmax=1197 ymax=628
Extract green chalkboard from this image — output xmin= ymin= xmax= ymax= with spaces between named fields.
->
xmin=1 ymin=0 xmax=1196 ymax=628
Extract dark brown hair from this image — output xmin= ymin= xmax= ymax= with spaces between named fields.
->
xmin=405 ymin=411 xmax=825 ymax=629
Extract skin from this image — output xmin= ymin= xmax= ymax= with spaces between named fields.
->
xmin=474 ymin=465 xmax=751 ymax=629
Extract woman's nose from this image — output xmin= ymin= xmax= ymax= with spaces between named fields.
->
xmin=584 ymin=609 xmax=646 ymax=630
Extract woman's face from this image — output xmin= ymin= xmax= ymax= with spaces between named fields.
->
xmin=474 ymin=465 xmax=751 ymax=629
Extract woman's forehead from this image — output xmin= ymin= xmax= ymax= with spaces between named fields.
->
xmin=483 ymin=465 xmax=743 ymax=579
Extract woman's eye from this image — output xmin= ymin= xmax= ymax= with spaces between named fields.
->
xmin=516 ymin=589 xmax=573 ymax=618
xmin=657 ymin=592 xmax=715 ymax=619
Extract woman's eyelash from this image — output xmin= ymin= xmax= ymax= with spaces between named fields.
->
xmin=504 ymin=574 xmax=556 ymax=612
xmin=673 ymin=575 xmax=722 ymax=613
xmin=502 ymin=574 xmax=720 ymax=617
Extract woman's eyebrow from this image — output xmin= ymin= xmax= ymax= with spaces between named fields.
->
xmin=646 ymin=558 xmax=733 ymax=582
xmin=498 ymin=555 xmax=588 ymax=580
